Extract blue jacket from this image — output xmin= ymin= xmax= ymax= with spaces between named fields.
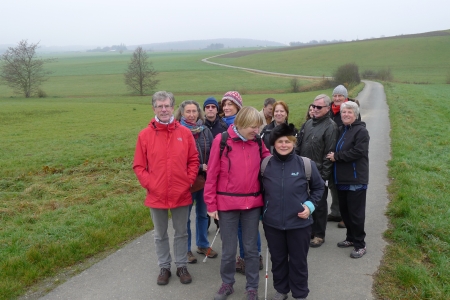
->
xmin=262 ymin=152 xmax=324 ymax=230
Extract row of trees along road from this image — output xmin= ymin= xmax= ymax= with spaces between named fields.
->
xmin=0 ymin=41 xmax=159 ymax=98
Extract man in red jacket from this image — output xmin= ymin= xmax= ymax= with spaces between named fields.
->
xmin=133 ymin=91 xmax=199 ymax=286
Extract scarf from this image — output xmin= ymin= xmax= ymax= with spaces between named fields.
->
xmin=223 ymin=114 xmax=236 ymax=127
xmin=232 ymin=125 xmax=247 ymax=141
xmin=180 ymin=117 xmax=204 ymax=135
xmin=331 ymin=99 xmax=348 ymax=115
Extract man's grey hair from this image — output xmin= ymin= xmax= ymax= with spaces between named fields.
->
xmin=314 ymin=94 xmax=332 ymax=107
xmin=340 ymin=101 xmax=360 ymax=119
xmin=264 ymin=97 xmax=276 ymax=107
xmin=174 ymin=100 xmax=205 ymax=122
xmin=152 ymin=91 xmax=175 ymax=108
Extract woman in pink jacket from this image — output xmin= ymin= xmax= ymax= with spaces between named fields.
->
xmin=205 ymin=106 xmax=270 ymax=300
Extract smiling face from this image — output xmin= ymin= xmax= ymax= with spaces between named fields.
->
xmin=222 ymin=100 xmax=238 ymax=117
xmin=341 ymin=108 xmax=357 ymax=125
xmin=153 ymin=98 xmax=174 ymax=123
xmin=274 ymin=136 xmax=294 ymax=155
xmin=273 ymin=104 xmax=287 ymax=125
xmin=333 ymin=94 xmax=346 ymax=106
xmin=238 ymin=125 xmax=260 ymax=140
xmin=312 ymin=98 xmax=330 ymax=119
xmin=182 ymin=104 xmax=199 ymax=123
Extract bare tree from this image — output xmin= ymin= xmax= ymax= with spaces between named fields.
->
xmin=0 ymin=40 xmax=54 ymax=98
xmin=124 ymin=47 xmax=159 ymax=96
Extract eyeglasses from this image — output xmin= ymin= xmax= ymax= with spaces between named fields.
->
xmin=311 ymin=105 xmax=329 ymax=110
xmin=205 ymin=105 xmax=217 ymax=110
xmin=155 ymin=104 xmax=172 ymax=110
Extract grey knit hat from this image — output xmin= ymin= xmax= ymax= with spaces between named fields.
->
xmin=332 ymin=85 xmax=348 ymax=98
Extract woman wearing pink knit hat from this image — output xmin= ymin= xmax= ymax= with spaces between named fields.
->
xmin=221 ymin=91 xmax=243 ymax=127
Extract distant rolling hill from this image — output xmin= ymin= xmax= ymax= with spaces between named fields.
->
xmin=210 ymin=29 xmax=450 ymax=84
xmin=131 ymin=38 xmax=286 ymax=51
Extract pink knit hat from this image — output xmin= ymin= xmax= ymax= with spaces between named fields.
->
xmin=221 ymin=91 xmax=243 ymax=109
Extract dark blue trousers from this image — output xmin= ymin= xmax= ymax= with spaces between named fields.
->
xmin=263 ymin=223 xmax=311 ymax=299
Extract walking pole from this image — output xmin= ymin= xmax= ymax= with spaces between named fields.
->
xmin=264 ymin=246 xmax=269 ymax=300
xmin=203 ymin=227 xmax=220 ymax=263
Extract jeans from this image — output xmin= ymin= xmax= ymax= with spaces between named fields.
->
xmin=187 ymin=188 xmax=209 ymax=250
xmin=238 ymin=220 xmax=262 ymax=258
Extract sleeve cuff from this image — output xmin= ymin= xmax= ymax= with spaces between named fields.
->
xmin=304 ymin=201 xmax=315 ymax=214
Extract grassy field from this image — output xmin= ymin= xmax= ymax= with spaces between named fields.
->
xmin=209 ymin=34 xmax=450 ymax=84
xmin=1 ymin=31 xmax=449 ymax=299
xmin=374 ymin=83 xmax=450 ymax=299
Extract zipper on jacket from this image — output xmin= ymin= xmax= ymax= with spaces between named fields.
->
xmin=334 ymin=126 xmax=348 ymax=184
xmin=353 ymin=162 xmax=357 ymax=178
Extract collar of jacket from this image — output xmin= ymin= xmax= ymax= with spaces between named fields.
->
xmin=205 ymin=115 xmax=219 ymax=126
xmin=273 ymin=149 xmax=295 ymax=162
xmin=150 ymin=118 xmax=179 ymax=131
xmin=312 ymin=114 xmax=330 ymax=125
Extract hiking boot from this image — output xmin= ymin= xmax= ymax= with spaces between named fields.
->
xmin=327 ymin=214 xmax=342 ymax=222
xmin=337 ymin=240 xmax=354 ymax=248
xmin=338 ymin=221 xmax=346 ymax=228
xmin=310 ymin=237 xmax=324 ymax=248
xmin=214 ymin=282 xmax=234 ymax=300
xmin=271 ymin=291 xmax=288 ymax=300
xmin=246 ymin=289 xmax=258 ymax=300
xmin=156 ymin=268 xmax=171 ymax=285
xmin=176 ymin=266 xmax=192 ymax=284
xmin=350 ymin=247 xmax=367 ymax=259
xmin=259 ymin=255 xmax=264 ymax=270
xmin=187 ymin=251 xmax=197 ymax=263
xmin=197 ymin=247 xmax=218 ymax=258
xmin=236 ymin=256 xmax=245 ymax=275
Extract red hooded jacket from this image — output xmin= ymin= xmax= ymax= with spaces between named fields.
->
xmin=133 ymin=118 xmax=199 ymax=209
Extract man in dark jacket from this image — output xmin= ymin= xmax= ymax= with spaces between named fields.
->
xmin=295 ymin=94 xmax=338 ymax=248
xmin=203 ymin=97 xmax=228 ymax=137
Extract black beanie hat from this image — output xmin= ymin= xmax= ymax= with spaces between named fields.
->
xmin=269 ymin=123 xmax=296 ymax=146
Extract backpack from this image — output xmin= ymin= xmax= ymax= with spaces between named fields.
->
xmin=219 ymin=131 xmax=263 ymax=158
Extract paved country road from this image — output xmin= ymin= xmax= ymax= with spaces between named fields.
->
xmin=31 ymin=69 xmax=390 ymax=299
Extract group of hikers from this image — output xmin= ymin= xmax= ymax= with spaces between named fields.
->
xmin=132 ymin=85 xmax=370 ymax=300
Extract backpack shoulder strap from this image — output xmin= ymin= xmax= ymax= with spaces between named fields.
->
xmin=260 ymin=155 xmax=273 ymax=177
xmin=256 ymin=135 xmax=263 ymax=158
xmin=219 ymin=131 xmax=229 ymax=158
xmin=301 ymin=156 xmax=312 ymax=181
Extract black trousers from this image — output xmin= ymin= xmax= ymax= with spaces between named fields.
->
xmin=338 ymin=189 xmax=367 ymax=249
xmin=312 ymin=185 xmax=328 ymax=239
xmin=263 ymin=224 xmax=311 ymax=299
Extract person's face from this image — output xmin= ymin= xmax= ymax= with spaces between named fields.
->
xmin=153 ymin=98 xmax=174 ymax=123
xmin=308 ymin=105 xmax=314 ymax=118
xmin=204 ymin=104 xmax=218 ymax=120
xmin=312 ymin=98 xmax=330 ymax=119
xmin=273 ymin=104 xmax=287 ymax=125
xmin=263 ymin=104 xmax=273 ymax=118
xmin=183 ymin=104 xmax=199 ymax=123
xmin=238 ymin=125 xmax=260 ymax=140
xmin=274 ymin=136 xmax=294 ymax=155
xmin=333 ymin=94 xmax=346 ymax=106
xmin=223 ymin=100 xmax=238 ymax=117
xmin=341 ymin=108 xmax=357 ymax=125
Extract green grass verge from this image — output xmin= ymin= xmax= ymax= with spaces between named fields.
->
xmin=374 ymin=83 xmax=450 ymax=299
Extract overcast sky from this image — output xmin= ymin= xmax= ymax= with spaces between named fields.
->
xmin=2 ymin=0 xmax=449 ymax=47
